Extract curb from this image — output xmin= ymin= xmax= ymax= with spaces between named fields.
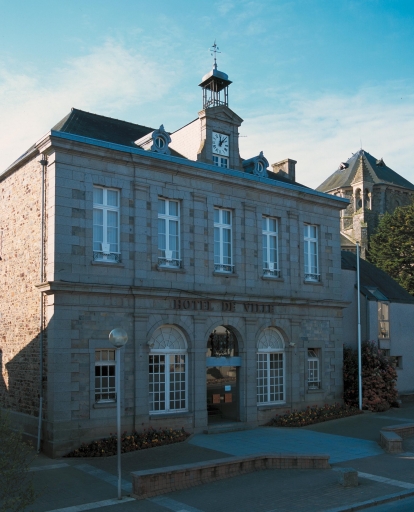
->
xmin=324 ymin=488 xmax=414 ymax=512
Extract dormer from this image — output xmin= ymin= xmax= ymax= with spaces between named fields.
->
xmin=135 ymin=125 xmax=171 ymax=155
xmin=242 ymin=151 xmax=269 ymax=177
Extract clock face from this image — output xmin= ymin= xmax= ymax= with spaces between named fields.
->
xmin=212 ymin=132 xmax=229 ymax=156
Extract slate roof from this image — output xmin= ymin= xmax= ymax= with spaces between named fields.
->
xmin=317 ymin=149 xmax=414 ymax=193
xmin=341 ymin=251 xmax=414 ymax=303
xmin=52 ymin=108 xmax=155 ymax=148
xmin=266 ymin=169 xmax=309 ymax=189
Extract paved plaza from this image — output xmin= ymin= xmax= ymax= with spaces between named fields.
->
xmin=27 ymin=403 xmax=414 ymax=512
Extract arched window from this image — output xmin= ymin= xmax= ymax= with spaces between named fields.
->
xmin=148 ymin=325 xmax=187 ymax=413
xmin=356 ymin=189 xmax=362 ymax=209
xmin=364 ymin=189 xmax=370 ymax=209
xmin=257 ymin=328 xmax=285 ymax=404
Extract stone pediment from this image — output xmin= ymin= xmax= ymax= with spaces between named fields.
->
xmin=199 ymin=105 xmax=243 ymax=125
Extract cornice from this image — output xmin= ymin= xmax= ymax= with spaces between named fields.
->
xmin=35 ymin=280 xmax=349 ymax=309
xmin=41 ymin=131 xmax=348 ymax=209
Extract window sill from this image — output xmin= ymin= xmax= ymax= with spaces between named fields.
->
xmin=257 ymin=402 xmax=286 ymax=410
xmin=261 ymin=275 xmax=284 ymax=282
xmin=157 ymin=265 xmax=186 ymax=273
xmin=149 ymin=411 xmax=191 ymax=419
xmin=93 ymin=401 xmax=117 ymax=409
xmin=303 ymin=279 xmax=323 ymax=286
xmin=213 ymin=272 xmax=239 ymax=278
xmin=91 ymin=261 xmax=124 ymax=268
xmin=307 ymin=388 xmax=324 ymax=394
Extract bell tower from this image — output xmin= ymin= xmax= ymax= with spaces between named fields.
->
xmin=169 ymin=42 xmax=243 ymax=170
xmin=199 ymin=42 xmax=232 ymax=109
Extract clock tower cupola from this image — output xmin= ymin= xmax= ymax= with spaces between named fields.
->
xmin=169 ymin=42 xmax=243 ymax=169
xmin=199 ymin=41 xmax=232 ymax=109
xmin=195 ymin=42 xmax=243 ymax=170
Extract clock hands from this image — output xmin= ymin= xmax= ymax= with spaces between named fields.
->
xmin=218 ymin=136 xmax=227 ymax=147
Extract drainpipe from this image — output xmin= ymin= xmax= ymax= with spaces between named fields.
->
xmin=37 ymin=154 xmax=47 ymax=453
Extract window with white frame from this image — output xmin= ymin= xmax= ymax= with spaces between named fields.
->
xmin=158 ymin=199 xmax=180 ymax=268
xmin=308 ymin=349 xmax=321 ymax=390
xmin=262 ymin=217 xmax=280 ymax=277
xmin=213 ymin=155 xmax=229 ymax=168
xmin=214 ymin=208 xmax=233 ymax=273
xmin=149 ymin=325 xmax=187 ymax=414
xmin=378 ymin=302 xmax=390 ymax=339
xmin=93 ymin=186 xmax=120 ymax=263
xmin=304 ymin=224 xmax=319 ymax=281
xmin=257 ymin=328 xmax=285 ymax=404
xmin=95 ymin=349 xmax=116 ymax=402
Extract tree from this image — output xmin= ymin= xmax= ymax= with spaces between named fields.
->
xmin=369 ymin=202 xmax=414 ymax=295
xmin=0 ymin=409 xmax=37 ymax=512
xmin=343 ymin=342 xmax=398 ymax=412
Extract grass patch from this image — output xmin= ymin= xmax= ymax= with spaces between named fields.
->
xmin=64 ymin=427 xmax=190 ymax=457
xmin=267 ymin=403 xmax=362 ymax=428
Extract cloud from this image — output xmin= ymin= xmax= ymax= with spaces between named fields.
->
xmin=0 ymin=39 xmax=179 ymax=171
xmin=1 ymin=42 xmax=413 ymax=196
xmin=239 ymin=82 xmax=414 ymax=188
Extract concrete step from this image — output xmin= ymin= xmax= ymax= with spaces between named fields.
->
xmin=203 ymin=422 xmax=257 ymax=434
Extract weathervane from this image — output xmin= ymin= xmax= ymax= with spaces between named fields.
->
xmin=210 ymin=40 xmax=221 ymax=70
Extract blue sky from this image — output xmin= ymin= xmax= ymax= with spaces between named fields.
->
xmin=1 ymin=0 xmax=413 ymax=188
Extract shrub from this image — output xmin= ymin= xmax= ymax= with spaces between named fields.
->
xmin=343 ymin=341 xmax=398 ymax=412
xmin=267 ymin=403 xmax=362 ymax=428
xmin=65 ymin=427 xmax=190 ymax=457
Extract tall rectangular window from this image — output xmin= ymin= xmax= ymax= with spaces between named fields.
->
xmin=158 ymin=199 xmax=180 ymax=268
xmin=262 ymin=217 xmax=280 ymax=277
xmin=95 ymin=349 xmax=116 ymax=402
xmin=308 ymin=349 xmax=321 ymax=389
xmin=214 ymin=208 xmax=233 ymax=273
xmin=378 ymin=302 xmax=390 ymax=339
xmin=93 ymin=186 xmax=120 ymax=263
xmin=304 ymin=224 xmax=319 ymax=281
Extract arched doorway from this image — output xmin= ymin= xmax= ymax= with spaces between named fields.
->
xmin=206 ymin=326 xmax=240 ymax=424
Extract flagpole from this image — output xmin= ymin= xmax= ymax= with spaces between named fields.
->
xmin=356 ymin=242 xmax=362 ymax=410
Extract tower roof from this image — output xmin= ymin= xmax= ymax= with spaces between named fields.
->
xmin=317 ymin=149 xmax=414 ymax=192
xmin=199 ymin=67 xmax=232 ymax=91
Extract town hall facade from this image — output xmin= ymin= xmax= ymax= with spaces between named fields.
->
xmin=0 ymin=59 xmax=348 ymax=456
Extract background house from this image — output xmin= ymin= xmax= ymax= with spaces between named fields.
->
xmin=341 ymin=251 xmax=414 ymax=395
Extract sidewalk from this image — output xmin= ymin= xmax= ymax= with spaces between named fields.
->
xmin=27 ymin=403 xmax=414 ymax=512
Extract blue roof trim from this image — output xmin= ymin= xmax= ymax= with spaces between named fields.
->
xmin=50 ymin=130 xmax=348 ymax=204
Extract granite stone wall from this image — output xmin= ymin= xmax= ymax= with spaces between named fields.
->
xmin=0 ymin=158 xmax=44 ymax=420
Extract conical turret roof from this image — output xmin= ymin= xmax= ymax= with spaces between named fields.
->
xmin=317 ymin=150 xmax=414 ymax=192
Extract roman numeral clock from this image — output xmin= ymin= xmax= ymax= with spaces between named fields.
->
xmin=212 ymin=131 xmax=229 ymax=168
xmin=212 ymin=132 xmax=229 ymax=156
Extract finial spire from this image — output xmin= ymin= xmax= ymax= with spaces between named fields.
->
xmin=210 ymin=40 xmax=221 ymax=70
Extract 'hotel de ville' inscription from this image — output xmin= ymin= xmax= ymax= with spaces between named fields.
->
xmin=172 ymin=299 xmax=274 ymax=314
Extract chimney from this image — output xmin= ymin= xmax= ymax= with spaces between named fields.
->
xmin=271 ymin=158 xmax=296 ymax=182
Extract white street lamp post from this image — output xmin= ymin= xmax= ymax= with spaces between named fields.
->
xmin=109 ymin=328 xmax=128 ymax=500
xmin=356 ymin=243 xmax=362 ymax=410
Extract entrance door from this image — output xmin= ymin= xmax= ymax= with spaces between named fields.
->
xmin=206 ymin=326 xmax=240 ymax=424
xmin=207 ymin=365 xmax=238 ymax=423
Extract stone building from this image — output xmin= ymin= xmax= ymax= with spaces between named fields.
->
xmin=317 ymin=150 xmax=414 ymax=258
xmin=0 ymin=61 xmax=347 ymax=456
